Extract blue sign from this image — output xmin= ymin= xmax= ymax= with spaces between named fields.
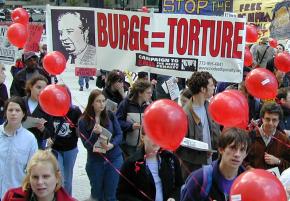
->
xmin=162 ymin=0 xmax=233 ymax=16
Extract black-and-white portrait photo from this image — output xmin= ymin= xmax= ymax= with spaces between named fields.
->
xmin=51 ymin=9 xmax=97 ymax=66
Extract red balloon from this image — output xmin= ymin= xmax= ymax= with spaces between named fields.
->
xmin=269 ymin=38 xmax=278 ymax=48
xmin=7 ymin=23 xmax=28 ymax=48
xmin=43 ymin=51 xmax=66 ymax=75
xmin=39 ymin=85 xmax=71 ymax=117
xmin=274 ymin=52 xmax=290 ymax=73
xmin=209 ymin=90 xmax=249 ymax=128
xmin=224 ymin=90 xmax=249 ymax=128
xmin=245 ymin=68 xmax=278 ymax=99
xmin=11 ymin=8 xmax=29 ymax=25
xmin=230 ymin=169 xmax=287 ymax=201
xmin=244 ymin=47 xmax=253 ymax=67
xmin=143 ymin=99 xmax=188 ymax=151
xmin=246 ymin=24 xmax=258 ymax=43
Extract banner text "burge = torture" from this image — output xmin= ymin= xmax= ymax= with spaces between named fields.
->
xmin=97 ymin=13 xmax=244 ymax=59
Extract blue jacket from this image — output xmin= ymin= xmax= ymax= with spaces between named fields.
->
xmin=181 ymin=160 xmax=245 ymax=201
xmin=116 ymin=98 xmax=149 ymax=148
xmin=116 ymin=98 xmax=148 ymax=134
xmin=78 ymin=111 xmax=123 ymax=161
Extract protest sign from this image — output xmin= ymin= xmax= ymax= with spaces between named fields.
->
xmin=0 ymin=24 xmax=18 ymax=65
xmin=233 ymin=0 xmax=290 ymax=39
xmin=46 ymin=5 xmax=246 ymax=82
xmin=24 ymin=23 xmax=44 ymax=52
xmin=162 ymin=0 xmax=233 ymax=16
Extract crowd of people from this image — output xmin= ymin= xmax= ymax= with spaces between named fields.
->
xmin=0 ymin=26 xmax=290 ymax=201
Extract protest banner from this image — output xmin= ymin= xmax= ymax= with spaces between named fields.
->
xmin=24 ymin=23 xmax=44 ymax=52
xmin=0 ymin=23 xmax=18 ymax=65
xmin=75 ymin=67 xmax=96 ymax=76
xmin=162 ymin=0 xmax=233 ymax=16
xmin=233 ymin=0 xmax=290 ymax=39
xmin=46 ymin=5 xmax=246 ymax=83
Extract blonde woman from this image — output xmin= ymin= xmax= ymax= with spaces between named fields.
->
xmin=3 ymin=150 xmax=75 ymax=201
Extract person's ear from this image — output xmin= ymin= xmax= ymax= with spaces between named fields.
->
xmin=201 ymin=87 xmax=206 ymax=93
xmin=218 ymin=147 xmax=224 ymax=155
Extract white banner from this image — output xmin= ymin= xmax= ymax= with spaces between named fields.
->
xmin=46 ymin=5 xmax=246 ymax=82
xmin=0 ymin=23 xmax=18 ymax=66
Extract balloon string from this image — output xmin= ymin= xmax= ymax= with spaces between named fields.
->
xmin=62 ymin=115 xmax=211 ymax=200
xmin=61 ymin=112 xmax=154 ymax=201
xmin=77 ymin=129 xmax=154 ymax=201
xmin=175 ymin=154 xmax=214 ymax=201
xmin=58 ymin=76 xmax=86 ymax=111
xmin=251 ymin=124 xmax=290 ymax=149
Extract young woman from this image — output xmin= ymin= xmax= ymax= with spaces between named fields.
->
xmin=102 ymin=70 xmax=126 ymax=106
xmin=48 ymin=85 xmax=82 ymax=196
xmin=3 ymin=150 xmax=75 ymax=201
xmin=23 ymin=75 xmax=54 ymax=149
xmin=117 ymin=127 xmax=183 ymax=201
xmin=78 ymin=89 xmax=123 ymax=201
xmin=116 ymin=79 xmax=152 ymax=158
xmin=0 ymin=97 xmax=38 ymax=199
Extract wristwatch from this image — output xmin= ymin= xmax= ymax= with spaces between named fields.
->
xmin=277 ymin=159 xmax=281 ymax=165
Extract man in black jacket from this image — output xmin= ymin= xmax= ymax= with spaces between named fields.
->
xmin=10 ymin=51 xmax=51 ymax=97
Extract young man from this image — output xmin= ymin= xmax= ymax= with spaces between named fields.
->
xmin=176 ymin=71 xmax=220 ymax=180
xmin=244 ymin=102 xmax=290 ymax=173
xmin=181 ymin=127 xmax=251 ymax=201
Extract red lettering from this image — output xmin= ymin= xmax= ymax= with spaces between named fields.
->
xmin=168 ymin=18 xmax=177 ymax=54
xmin=188 ymin=19 xmax=200 ymax=56
xmin=232 ymin=22 xmax=244 ymax=59
xmin=200 ymin=20 xmax=211 ymax=56
xmin=209 ymin=21 xmax=222 ymax=57
xmin=221 ymin=21 xmax=233 ymax=58
xmin=108 ymin=14 xmax=118 ymax=49
xmin=119 ymin=14 xmax=129 ymax=50
xmin=176 ymin=18 xmax=188 ymax=55
xmin=129 ymin=15 xmax=140 ymax=51
xmin=97 ymin=12 xmax=108 ymax=47
xmin=140 ymin=16 xmax=150 ymax=52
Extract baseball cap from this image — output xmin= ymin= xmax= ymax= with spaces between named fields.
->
xmin=23 ymin=51 xmax=38 ymax=62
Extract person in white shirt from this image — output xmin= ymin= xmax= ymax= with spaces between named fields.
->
xmin=0 ymin=96 xmax=38 ymax=199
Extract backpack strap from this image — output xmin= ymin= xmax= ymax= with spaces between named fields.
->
xmin=258 ymin=46 xmax=270 ymax=65
xmin=201 ymin=164 xmax=214 ymax=200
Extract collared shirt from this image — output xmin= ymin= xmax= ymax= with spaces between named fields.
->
xmin=0 ymin=124 xmax=38 ymax=199
xmin=259 ymin=125 xmax=276 ymax=146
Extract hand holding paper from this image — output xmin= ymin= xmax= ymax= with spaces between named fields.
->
xmin=93 ymin=124 xmax=102 ymax=134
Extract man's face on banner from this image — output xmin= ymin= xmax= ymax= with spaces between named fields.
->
xmin=57 ymin=13 xmax=88 ymax=56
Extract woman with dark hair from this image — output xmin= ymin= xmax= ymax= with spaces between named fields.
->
xmin=23 ymin=75 xmax=54 ymax=149
xmin=116 ymin=79 xmax=152 ymax=158
xmin=102 ymin=70 xmax=126 ymax=106
xmin=0 ymin=97 xmax=38 ymax=199
xmin=48 ymin=85 xmax=82 ymax=196
xmin=78 ymin=89 xmax=123 ymax=201
xmin=117 ymin=127 xmax=183 ymax=201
